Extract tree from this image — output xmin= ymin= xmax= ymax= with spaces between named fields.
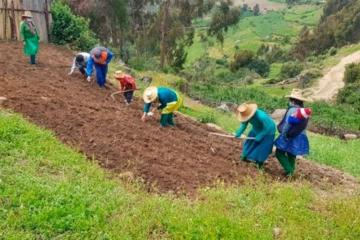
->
xmin=208 ymin=1 xmax=241 ymax=46
xmin=253 ymin=4 xmax=260 ymax=16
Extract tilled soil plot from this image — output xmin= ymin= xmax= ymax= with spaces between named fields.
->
xmin=0 ymin=42 xmax=358 ymax=194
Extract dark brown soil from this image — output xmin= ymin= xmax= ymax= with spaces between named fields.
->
xmin=0 ymin=42 xmax=358 ymax=194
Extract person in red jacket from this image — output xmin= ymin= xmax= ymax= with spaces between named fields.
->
xmin=114 ymin=71 xmax=137 ymax=105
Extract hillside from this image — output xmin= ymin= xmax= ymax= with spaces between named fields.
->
xmin=1 ymin=41 xmax=358 ymax=194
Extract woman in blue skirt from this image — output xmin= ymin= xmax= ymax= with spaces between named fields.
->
xmin=275 ymin=89 xmax=312 ymax=176
xmin=234 ymin=102 xmax=276 ymax=168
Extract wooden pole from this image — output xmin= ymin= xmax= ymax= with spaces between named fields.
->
xmin=160 ymin=0 xmax=169 ymax=68
xmin=4 ymin=0 xmax=8 ymax=39
xmin=10 ymin=0 xmax=16 ymax=40
xmin=209 ymin=132 xmax=256 ymax=140
xmin=44 ymin=0 xmax=50 ymax=42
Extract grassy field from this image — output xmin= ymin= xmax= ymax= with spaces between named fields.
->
xmin=1 ymin=111 xmax=360 ymax=239
xmin=186 ymin=5 xmax=323 ymax=65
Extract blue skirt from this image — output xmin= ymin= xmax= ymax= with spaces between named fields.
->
xmin=274 ymin=133 xmax=309 ymax=156
xmin=242 ymin=131 xmax=275 ymax=163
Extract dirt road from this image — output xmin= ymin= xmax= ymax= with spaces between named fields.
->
xmin=0 ymin=42 xmax=358 ymax=194
xmin=233 ymin=0 xmax=285 ymax=11
xmin=311 ymin=50 xmax=360 ymax=101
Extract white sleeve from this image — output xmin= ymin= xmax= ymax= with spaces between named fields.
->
xmin=69 ymin=57 xmax=77 ymax=75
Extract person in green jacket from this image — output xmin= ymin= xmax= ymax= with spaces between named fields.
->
xmin=141 ymin=86 xmax=182 ymax=127
xmin=234 ymin=102 xmax=276 ymax=168
xmin=20 ymin=11 xmax=39 ymax=65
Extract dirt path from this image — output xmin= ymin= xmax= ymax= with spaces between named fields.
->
xmin=233 ymin=0 xmax=286 ymax=11
xmin=0 ymin=42 xmax=358 ymax=194
xmin=310 ymin=50 xmax=360 ymax=101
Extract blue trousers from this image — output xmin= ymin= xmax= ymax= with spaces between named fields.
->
xmin=95 ymin=63 xmax=108 ymax=87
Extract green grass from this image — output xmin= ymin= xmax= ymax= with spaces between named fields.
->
xmin=309 ymin=133 xmax=360 ymax=176
xmin=1 ymin=111 xmax=360 ymax=239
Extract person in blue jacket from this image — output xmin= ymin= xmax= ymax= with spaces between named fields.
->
xmin=86 ymin=46 xmax=113 ymax=87
xmin=141 ymin=86 xmax=182 ymax=127
xmin=275 ymin=89 xmax=312 ymax=176
xmin=234 ymin=102 xmax=276 ymax=168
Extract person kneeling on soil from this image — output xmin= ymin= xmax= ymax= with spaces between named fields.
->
xmin=86 ymin=46 xmax=113 ymax=87
xmin=275 ymin=89 xmax=312 ymax=177
xmin=114 ymin=71 xmax=137 ymax=105
xmin=69 ymin=52 xmax=90 ymax=76
xmin=20 ymin=11 xmax=39 ymax=65
xmin=141 ymin=87 xmax=182 ymax=127
xmin=234 ymin=102 xmax=276 ymax=168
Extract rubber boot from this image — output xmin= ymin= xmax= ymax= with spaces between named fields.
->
xmin=30 ymin=55 xmax=36 ymax=64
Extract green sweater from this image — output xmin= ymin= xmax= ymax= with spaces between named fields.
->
xmin=235 ymin=109 xmax=275 ymax=142
xmin=20 ymin=20 xmax=39 ymax=56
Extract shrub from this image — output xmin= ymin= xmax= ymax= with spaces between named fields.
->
xmin=248 ymin=59 xmax=270 ymax=77
xmin=280 ymin=61 xmax=304 ymax=79
xmin=343 ymin=63 xmax=360 ymax=84
xmin=337 ymin=83 xmax=360 ymax=111
xmin=51 ymin=1 xmax=98 ymax=51
xmin=230 ymin=50 xmax=254 ymax=72
xmin=328 ymin=47 xmax=337 ymax=56
xmin=199 ymin=111 xmax=216 ymax=124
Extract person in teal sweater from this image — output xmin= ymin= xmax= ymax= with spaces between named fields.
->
xmin=234 ymin=102 xmax=276 ymax=167
xmin=142 ymin=87 xmax=182 ymax=127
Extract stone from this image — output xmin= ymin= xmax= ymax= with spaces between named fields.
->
xmin=344 ymin=134 xmax=357 ymax=140
xmin=217 ymin=103 xmax=230 ymax=112
xmin=273 ymin=227 xmax=282 ymax=239
xmin=0 ymin=96 xmax=7 ymax=106
xmin=271 ymin=109 xmax=287 ymax=123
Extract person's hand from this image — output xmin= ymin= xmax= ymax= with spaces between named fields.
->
xmin=86 ymin=76 xmax=91 ymax=82
xmin=141 ymin=113 xmax=147 ymax=122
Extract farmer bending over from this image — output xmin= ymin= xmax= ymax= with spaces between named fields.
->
xmin=86 ymin=46 xmax=113 ymax=87
xmin=234 ymin=102 xmax=275 ymax=168
xmin=69 ymin=52 xmax=90 ymax=76
xmin=114 ymin=71 xmax=137 ymax=105
xmin=141 ymin=87 xmax=182 ymax=127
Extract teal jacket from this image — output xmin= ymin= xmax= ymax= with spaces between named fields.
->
xmin=235 ymin=109 xmax=275 ymax=142
xmin=144 ymin=87 xmax=178 ymax=113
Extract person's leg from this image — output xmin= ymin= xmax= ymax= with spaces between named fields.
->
xmin=275 ymin=149 xmax=293 ymax=176
xmin=160 ymin=114 xmax=169 ymax=127
xmin=30 ymin=55 xmax=36 ymax=64
xmin=287 ymin=153 xmax=297 ymax=176
xmin=167 ymin=113 xmax=174 ymax=126
xmin=95 ymin=64 xmax=105 ymax=87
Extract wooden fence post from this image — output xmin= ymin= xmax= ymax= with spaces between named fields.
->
xmin=10 ymin=0 xmax=16 ymax=40
xmin=44 ymin=0 xmax=50 ymax=42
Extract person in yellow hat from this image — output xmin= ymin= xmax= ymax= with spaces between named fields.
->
xmin=141 ymin=87 xmax=182 ymax=127
xmin=20 ymin=11 xmax=39 ymax=64
xmin=234 ymin=102 xmax=276 ymax=167
xmin=275 ymin=89 xmax=312 ymax=176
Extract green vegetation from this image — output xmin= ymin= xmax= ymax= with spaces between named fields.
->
xmin=51 ymin=1 xmax=97 ymax=51
xmin=1 ymin=111 xmax=360 ymax=239
xmin=337 ymin=63 xmax=360 ymax=111
xmin=293 ymin=0 xmax=360 ymax=58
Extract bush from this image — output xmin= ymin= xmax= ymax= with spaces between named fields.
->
xmin=51 ymin=1 xmax=98 ymax=51
xmin=248 ymin=59 xmax=270 ymax=77
xmin=230 ymin=50 xmax=254 ymax=72
xmin=337 ymin=83 xmax=360 ymax=111
xmin=343 ymin=63 xmax=360 ymax=84
xmin=280 ymin=61 xmax=304 ymax=79
xmin=199 ymin=111 xmax=216 ymax=124
xmin=328 ymin=47 xmax=337 ymax=56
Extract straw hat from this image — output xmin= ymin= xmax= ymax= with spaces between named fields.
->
xmin=114 ymin=70 xmax=125 ymax=79
xmin=143 ymin=86 xmax=158 ymax=103
xmin=286 ymin=89 xmax=312 ymax=102
xmin=236 ymin=102 xmax=258 ymax=122
xmin=22 ymin=11 xmax=32 ymax=18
